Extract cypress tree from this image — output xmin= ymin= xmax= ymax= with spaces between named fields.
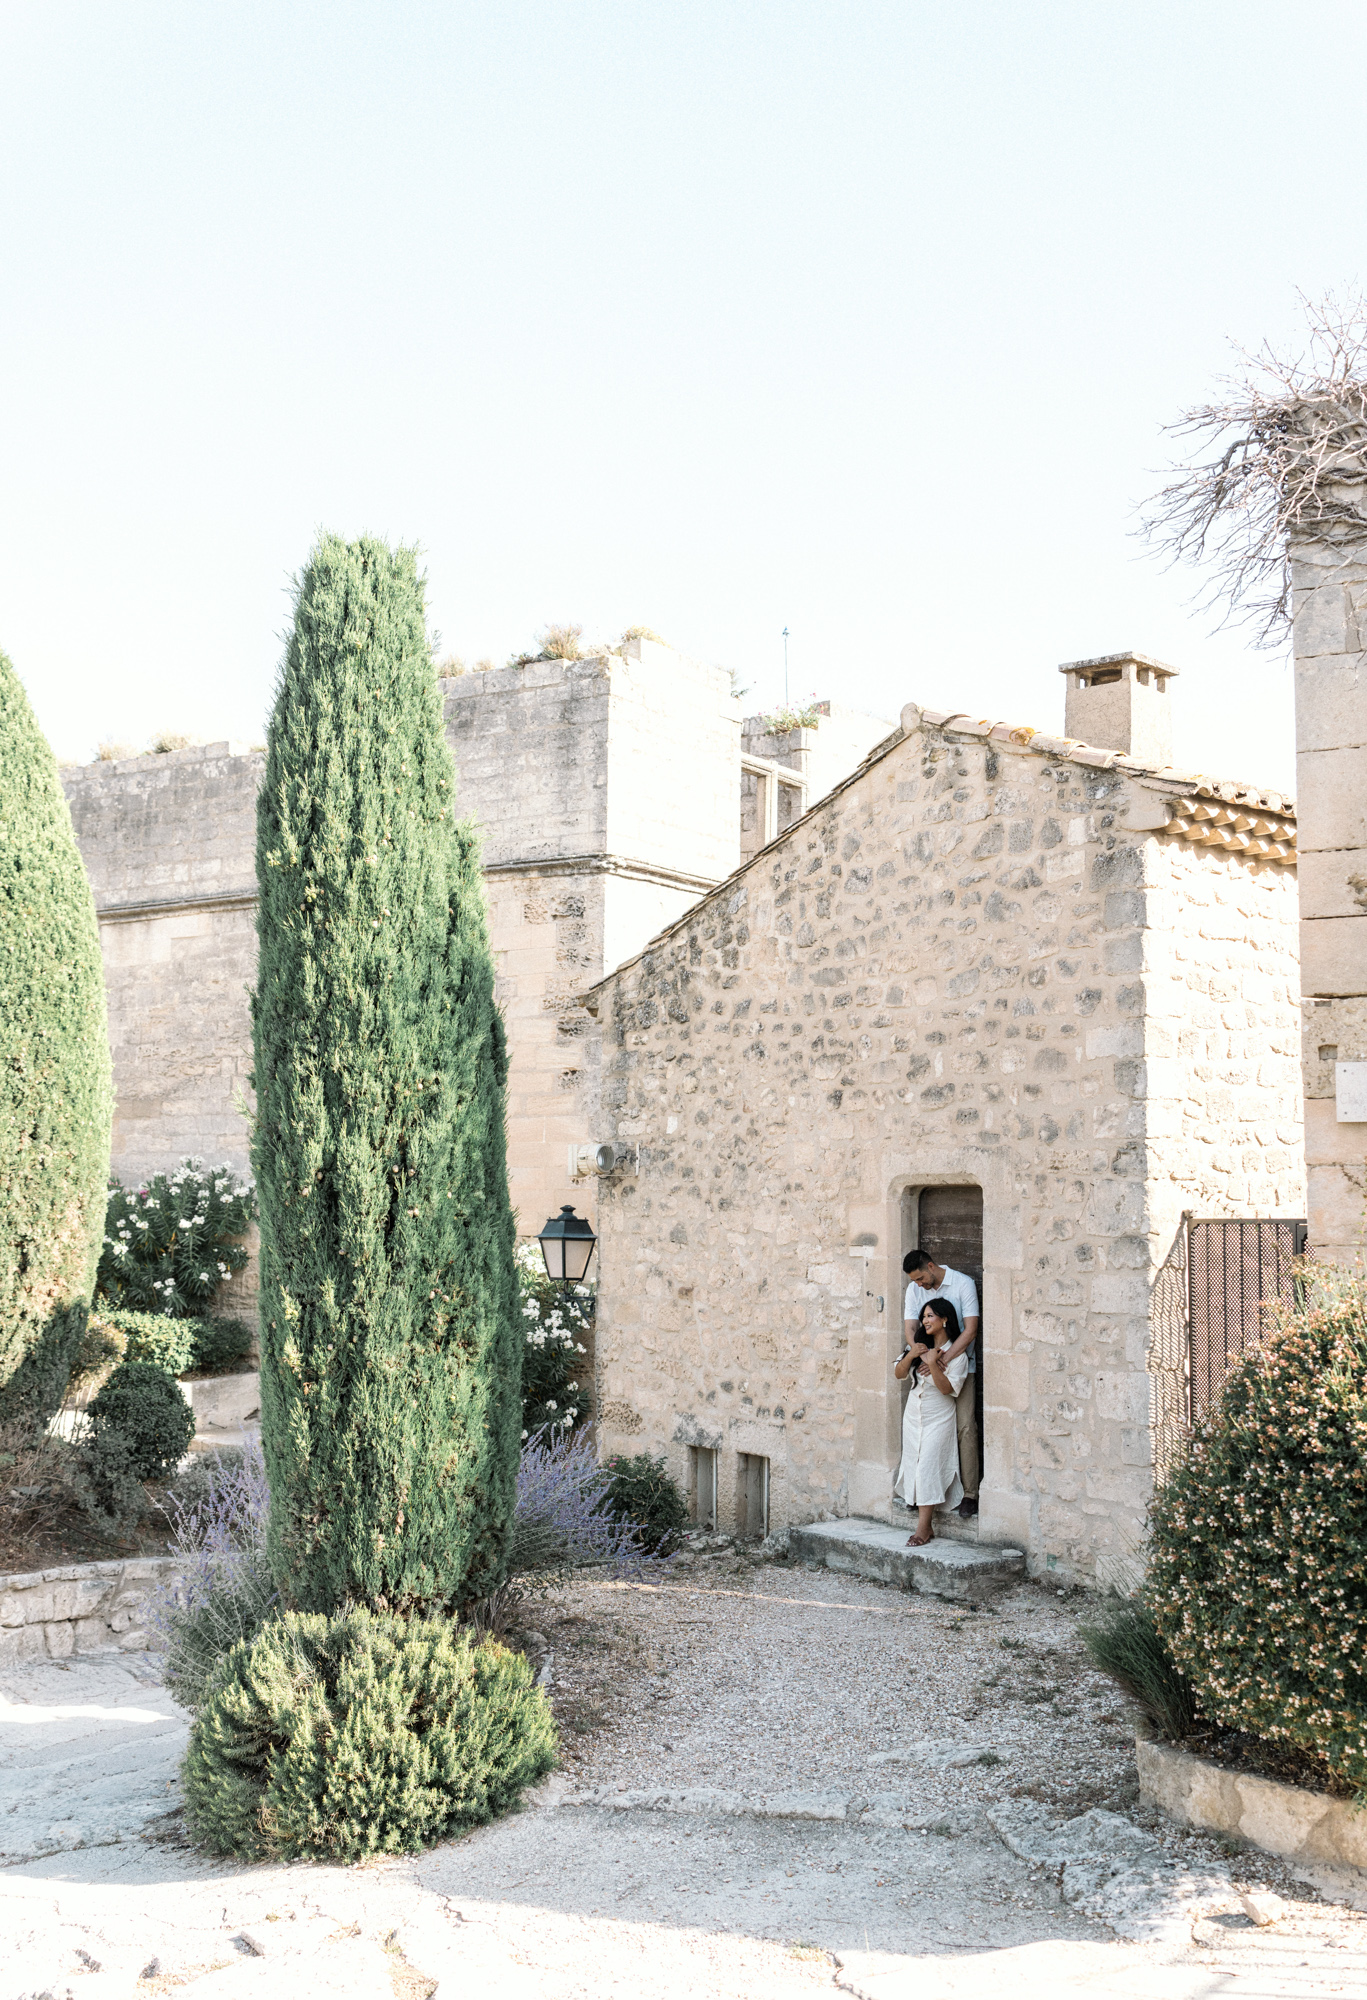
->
xmin=0 ymin=652 xmax=112 ymax=1423
xmin=253 ymin=535 xmax=519 ymax=1615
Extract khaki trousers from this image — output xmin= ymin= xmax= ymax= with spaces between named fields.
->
xmin=956 ymin=1372 xmax=980 ymax=1498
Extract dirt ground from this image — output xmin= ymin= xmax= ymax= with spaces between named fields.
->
xmin=4 ymin=1548 xmax=1367 ymax=1999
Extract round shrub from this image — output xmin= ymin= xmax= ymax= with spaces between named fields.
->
xmin=602 ymin=1452 xmax=688 ymax=1552
xmin=1148 ymin=1271 xmax=1367 ymax=1796
xmin=90 ymin=1310 xmax=196 ymax=1378
xmin=87 ymin=1359 xmax=195 ymax=1481
xmin=83 ymin=1310 xmax=255 ymax=1384
xmin=182 ymin=1607 xmax=557 ymax=1860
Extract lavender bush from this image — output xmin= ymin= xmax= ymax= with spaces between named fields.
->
xmin=154 ymin=1429 xmax=659 ymax=1706
xmin=151 ymin=1438 xmax=275 ymax=1711
xmin=511 ymin=1427 xmax=659 ymax=1591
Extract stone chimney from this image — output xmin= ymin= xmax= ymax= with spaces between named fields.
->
xmin=1058 ymin=651 xmax=1178 ymax=766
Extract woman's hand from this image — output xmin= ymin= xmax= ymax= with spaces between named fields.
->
xmin=926 ymin=1347 xmax=956 ymax=1397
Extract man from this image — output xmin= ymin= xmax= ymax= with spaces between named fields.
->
xmin=902 ymin=1247 xmax=980 ymax=1518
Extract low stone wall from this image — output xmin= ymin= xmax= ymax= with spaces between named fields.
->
xmin=1137 ymin=1733 xmax=1367 ymax=1909
xmin=0 ymin=1557 xmax=182 ymax=1666
xmin=181 ymin=1369 xmax=260 ymax=1433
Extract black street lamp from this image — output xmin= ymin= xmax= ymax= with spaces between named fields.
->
xmin=537 ymin=1204 xmax=598 ymax=1286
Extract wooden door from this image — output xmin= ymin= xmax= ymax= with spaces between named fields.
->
xmin=917 ymin=1185 xmax=984 ymax=1476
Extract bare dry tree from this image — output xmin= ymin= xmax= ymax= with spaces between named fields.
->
xmin=1143 ymin=291 xmax=1367 ymax=645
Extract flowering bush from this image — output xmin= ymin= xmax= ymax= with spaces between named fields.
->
xmin=517 ymin=1242 xmax=592 ymax=1439
xmin=96 ymin=1160 xmax=254 ymax=1319
xmin=1148 ymin=1265 xmax=1367 ymax=1798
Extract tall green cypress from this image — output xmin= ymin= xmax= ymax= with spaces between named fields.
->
xmin=252 ymin=535 xmax=519 ymax=1615
xmin=0 ymin=652 xmax=112 ymax=1423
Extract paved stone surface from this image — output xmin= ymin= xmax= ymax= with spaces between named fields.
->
xmin=3 ymin=1567 xmax=1367 ymax=1999
xmin=0 ymin=1655 xmax=185 ymax=1863
xmin=788 ymin=1519 xmax=1025 ymax=1603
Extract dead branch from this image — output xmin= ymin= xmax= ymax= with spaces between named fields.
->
xmin=1142 ymin=291 xmax=1367 ymax=645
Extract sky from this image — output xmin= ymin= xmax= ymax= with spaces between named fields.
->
xmin=5 ymin=2 xmax=1367 ymax=795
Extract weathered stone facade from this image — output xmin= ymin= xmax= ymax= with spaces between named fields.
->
xmin=1290 ymin=532 xmax=1367 ymax=1267
xmin=586 ymin=671 xmax=1303 ymax=1582
xmin=61 ymin=645 xmax=891 ymax=1261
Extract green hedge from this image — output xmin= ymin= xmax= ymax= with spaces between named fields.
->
xmin=0 ymin=652 xmax=112 ymax=1424
xmin=602 ymin=1452 xmax=688 ymax=1552
xmin=85 ymin=1310 xmax=254 ymax=1380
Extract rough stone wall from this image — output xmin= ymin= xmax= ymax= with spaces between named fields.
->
xmin=488 ymin=867 xmax=607 ymax=1236
xmin=59 ymin=649 xmax=753 ymax=1250
xmin=588 ymin=709 xmax=1303 ymax=1580
xmin=1145 ymin=834 xmax=1304 ymax=1231
xmin=1290 ymin=537 xmax=1367 ymax=1266
xmin=63 ymin=743 xmax=263 ymax=1183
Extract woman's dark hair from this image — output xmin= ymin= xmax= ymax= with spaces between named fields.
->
xmin=920 ymin=1297 xmax=961 ymax=1342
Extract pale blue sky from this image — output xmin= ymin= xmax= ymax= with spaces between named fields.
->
xmin=5 ymin=1 xmax=1365 ymax=793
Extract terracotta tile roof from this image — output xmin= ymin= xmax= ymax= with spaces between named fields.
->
xmin=918 ymin=708 xmax=1295 ymax=864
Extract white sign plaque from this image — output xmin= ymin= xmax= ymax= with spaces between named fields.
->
xmin=1336 ymin=1062 xmax=1367 ymax=1123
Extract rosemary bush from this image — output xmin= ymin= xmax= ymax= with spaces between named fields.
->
xmin=96 ymin=1161 xmax=254 ymax=1319
xmin=1148 ymin=1265 xmax=1367 ymax=1797
xmin=183 ymin=1608 xmax=556 ymax=1860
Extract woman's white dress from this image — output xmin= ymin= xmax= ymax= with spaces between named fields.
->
xmin=894 ymin=1351 xmax=969 ymax=1507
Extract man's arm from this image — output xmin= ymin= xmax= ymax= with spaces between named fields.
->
xmin=941 ymin=1278 xmax=981 ymax=1364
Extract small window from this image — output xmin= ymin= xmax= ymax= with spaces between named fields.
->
xmin=690 ymin=1446 xmax=718 ymax=1529
xmin=736 ymin=1452 xmax=770 ymax=1538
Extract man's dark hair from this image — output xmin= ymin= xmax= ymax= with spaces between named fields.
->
xmin=902 ymin=1248 xmax=936 ymax=1275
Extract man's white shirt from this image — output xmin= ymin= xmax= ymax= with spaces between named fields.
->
xmin=904 ymin=1266 xmax=980 ymax=1372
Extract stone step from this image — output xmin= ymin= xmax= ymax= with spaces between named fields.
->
xmin=788 ymin=1516 xmax=1026 ymax=1604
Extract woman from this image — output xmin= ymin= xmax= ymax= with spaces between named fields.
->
xmin=893 ymin=1297 xmax=970 ymax=1545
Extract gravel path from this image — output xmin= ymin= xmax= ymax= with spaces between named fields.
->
xmin=3 ymin=1549 xmax=1366 ymax=1998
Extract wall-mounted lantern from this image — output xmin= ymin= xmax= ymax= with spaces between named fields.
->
xmin=537 ymin=1205 xmax=598 ymax=1286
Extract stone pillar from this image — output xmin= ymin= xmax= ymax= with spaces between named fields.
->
xmin=1291 ymin=530 xmax=1367 ymax=1265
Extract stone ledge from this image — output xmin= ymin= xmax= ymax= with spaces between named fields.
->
xmin=789 ymin=1517 xmax=1026 ymax=1604
xmin=1137 ymin=1731 xmax=1367 ymax=1910
xmin=181 ymin=1369 xmax=260 ymax=1432
xmin=0 ymin=1555 xmax=182 ymax=1665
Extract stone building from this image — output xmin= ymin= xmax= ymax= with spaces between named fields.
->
xmin=584 ymin=655 xmax=1304 ymax=1583
xmin=1290 ymin=520 xmax=1367 ymax=1269
xmin=60 ymin=638 xmax=890 ymax=1256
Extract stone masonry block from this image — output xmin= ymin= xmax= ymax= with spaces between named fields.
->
xmin=1301 ymin=915 xmax=1367 ymax=1000
xmin=0 ymin=1623 xmax=47 ymax=1666
xmin=1292 ymin=650 xmax=1367 ymax=755
xmin=1296 ymin=744 xmax=1367 ymax=854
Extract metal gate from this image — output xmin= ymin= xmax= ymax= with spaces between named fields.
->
xmin=1149 ymin=1215 xmax=1306 ymax=1475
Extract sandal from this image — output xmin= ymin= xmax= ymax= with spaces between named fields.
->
xmin=907 ymin=1532 xmax=934 ymax=1547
